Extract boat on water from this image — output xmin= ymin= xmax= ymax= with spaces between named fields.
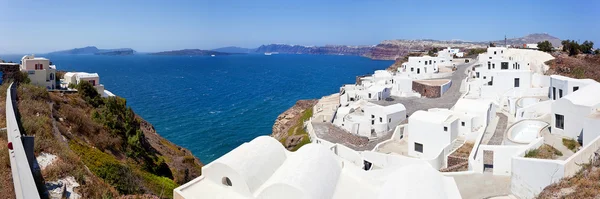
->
xmin=264 ymin=52 xmax=272 ymax=56
xmin=211 ymin=54 xmax=215 ymax=57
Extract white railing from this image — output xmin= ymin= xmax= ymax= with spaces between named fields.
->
xmin=6 ymin=82 xmax=41 ymax=199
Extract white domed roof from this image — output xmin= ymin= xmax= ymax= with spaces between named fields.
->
xmin=378 ymin=164 xmax=449 ymax=199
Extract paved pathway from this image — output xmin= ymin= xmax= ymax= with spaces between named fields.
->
xmin=374 ymin=62 xmax=474 ymax=116
xmin=452 ymin=172 xmax=512 ymax=199
xmin=488 ymin=113 xmax=508 ymax=145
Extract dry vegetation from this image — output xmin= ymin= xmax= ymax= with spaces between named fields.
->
xmin=1 ymin=81 xmax=203 ymax=198
xmin=546 ymin=53 xmax=600 ymax=82
xmin=538 ymin=163 xmax=600 ymax=199
xmin=562 ymin=138 xmax=581 ymax=153
xmin=525 ymin=144 xmax=563 ymax=160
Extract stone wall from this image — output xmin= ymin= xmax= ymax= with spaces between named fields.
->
xmin=412 ymin=81 xmax=442 ymax=98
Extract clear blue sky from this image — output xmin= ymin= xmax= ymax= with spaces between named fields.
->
xmin=0 ymin=0 xmax=598 ymax=54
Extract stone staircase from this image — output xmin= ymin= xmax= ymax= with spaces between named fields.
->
xmin=449 ymin=137 xmax=466 ymax=153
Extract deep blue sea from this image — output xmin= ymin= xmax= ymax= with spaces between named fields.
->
xmin=1 ymin=54 xmax=392 ymax=163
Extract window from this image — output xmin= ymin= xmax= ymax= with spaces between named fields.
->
xmin=379 ymin=117 xmax=382 ymax=123
xmin=552 ymin=87 xmax=556 ymax=100
xmin=489 ymin=57 xmax=492 ymax=59
xmin=483 ymin=76 xmax=486 ymax=79
xmin=573 ymin=86 xmax=579 ymax=92
xmin=371 ymin=120 xmax=375 ymax=125
xmin=363 ymin=160 xmax=373 ymax=171
xmin=492 ymin=63 xmax=495 ymax=69
xmin=501 ymin=62 xmax=508 ymax=70
xmin=222 ymin=177 xmax=232 ymax=186
xmin=443 ymin=126 xmax=448 ymax=131
xmin=488 ymin=62 xmax=491 ymax=69
xmin=389 ymin=118 xmax=391 ymax=123
xmin=411 ymin=67 xmax=414 ymax=72
xmin=429 ymin=60 xmax=432 ymax=65
xmin=368 ymin=93 xmax=372 ymax=98
xmin=414 ymin=142 xmax=423 ymax=153
xmin=501 ymin=50 xmax=503 ymax=53
xmin=559 ymin=89 xmax=563 ymax=98
xmin=476 ymin=72 xmax=480 ymax=78
xmin=371 ymin=115 xmax=375 ymax=118
xmin=461 ymin=122 xmax=465 ymax=126
xmin=494 ymin=51 xmax=497 ymax=55
xmin=417 ymin=68 xmax=420 ymax=74
xmin=555 ymin=114 xmax=564 ymax=129
xmin=514 ymin=78 xmax=520 ymax=87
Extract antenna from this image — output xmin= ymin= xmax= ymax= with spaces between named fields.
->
xmin=505 ymin=35 xmax=507 ymax=47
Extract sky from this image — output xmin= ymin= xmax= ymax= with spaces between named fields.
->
xmin=0 ymin=0 xmax=598 ymax=54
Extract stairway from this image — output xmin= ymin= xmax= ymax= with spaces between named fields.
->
xmin=450 ymin=137 xmax=466 ymax=152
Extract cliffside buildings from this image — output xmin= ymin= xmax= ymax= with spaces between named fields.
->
xmin=177 ymin=46 xmax=600 ymax=199
xmin=20 ymin=55 xmax=57 ymax=89
xmin=61 ymin=72 xmax=114 ymax=97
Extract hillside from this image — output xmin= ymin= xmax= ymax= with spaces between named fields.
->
xmin=149 ymin=49 xmax=236 ymax=56
xmin=255 ymin=44 xmax=373 ymax=56
xmin=211 ymin=46 xmax=256 ymax=54
xmin=491 ymin=33 xmax=561 ymax=47
xmin=545 ymin=53 xmax=600 ymax=82
xmin=365 ymin=33 xmax=561 ymax=60
xmin=49 ymin=46 xmax=136 ymax=55
xmin=0 ymin=81 xmax=202 ymax=198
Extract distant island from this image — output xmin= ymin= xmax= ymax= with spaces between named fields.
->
xmin=149 ymin=49 xmax=239 ymax=56
xmin=211 ymin=46 xmax=257 ymax=54
xmin=48 ymin=46 xmax=136 ymax=55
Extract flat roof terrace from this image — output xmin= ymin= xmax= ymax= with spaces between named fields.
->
xmin=373 ymin=62 xmax=473 ymax=116
xmin=312 ymin=122 xmax=392 ymax=151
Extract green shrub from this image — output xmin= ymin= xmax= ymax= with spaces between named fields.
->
xmin=76 ymin=81 xmax=102 ymax=107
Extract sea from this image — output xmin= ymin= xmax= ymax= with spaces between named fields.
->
xmin=1 ymin=54 xmax=393 ymax=163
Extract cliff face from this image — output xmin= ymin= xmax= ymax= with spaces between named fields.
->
xmin=271 ymin=100 xmax=317 ymax=150
xmin=255 ymin=44 xmax=373 ymax=56
xmin=364 ymin=40 xmax=488 ymax=60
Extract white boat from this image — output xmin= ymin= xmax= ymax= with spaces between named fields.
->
xmin=264 ymin=52 xmax=272 ymax=56
xmin=211 ymin=54 xmax=215 ymax=57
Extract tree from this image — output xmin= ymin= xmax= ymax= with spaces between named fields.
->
xmin=562 ymin=40 xmax=581 ymax=56
xmin=581 ymin=40 xmax=594 ymax=54
xmin=537 ymin=40 xmax=553 ymax=52
xmin=76 ymin=80 xmax=102 ymax=107
xmin=595 ymin=49 xmax=600 ymax=55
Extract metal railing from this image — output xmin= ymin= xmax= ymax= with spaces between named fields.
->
xmin=6 ymin=82 xmax=41 ymax=199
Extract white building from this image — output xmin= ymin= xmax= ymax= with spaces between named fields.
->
xmin=333 ymin=101 xmax=406 ymax=138
xmin=400 ymin=56 xmax=440 ymax=75
xmin=174 ymin=136 xmax=462 ymax=199
xmin=548 ymin=75 xmax=597 ymax=100
xmin=20 ymin=55 xmax=56 ymax=89
xmin=62 ymin=72 xmax=115 ymax=97
xmin=551 ymin=83 xmax=600 ymax=142
xmin=407 ymin=110 xmax=459 ymax=159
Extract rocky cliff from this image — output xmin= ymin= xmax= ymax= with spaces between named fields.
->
xmin=255 ymin=44 xmax=373 ymax=56
xmin=364 ymin=40 xmax=488 ymax=60
xmin=271 ymin=100 xmax=317 ymax=150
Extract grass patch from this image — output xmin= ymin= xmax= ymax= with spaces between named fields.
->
xmin=563 ymin=138 xmax=580 ymax=152
xmin=525 ymin=144 xmax=563 ymax=159
xmin=138 ymin=170 xmax=178 ymax=198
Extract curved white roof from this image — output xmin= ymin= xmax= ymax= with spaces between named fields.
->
xmin=214 ymin=136 xmax=288 ymax=193
xmin=563 ymin=83 xmax=600 ymax=107
xmin=453 ymin=98 xmax=491 ymax=114
xmin=377 ymin=164 xmax=451 ymax=199
xmin=257 ymin=144 xmax=341 ymax=199
xmin=410 ymin=110 xmax=452 ymax=124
